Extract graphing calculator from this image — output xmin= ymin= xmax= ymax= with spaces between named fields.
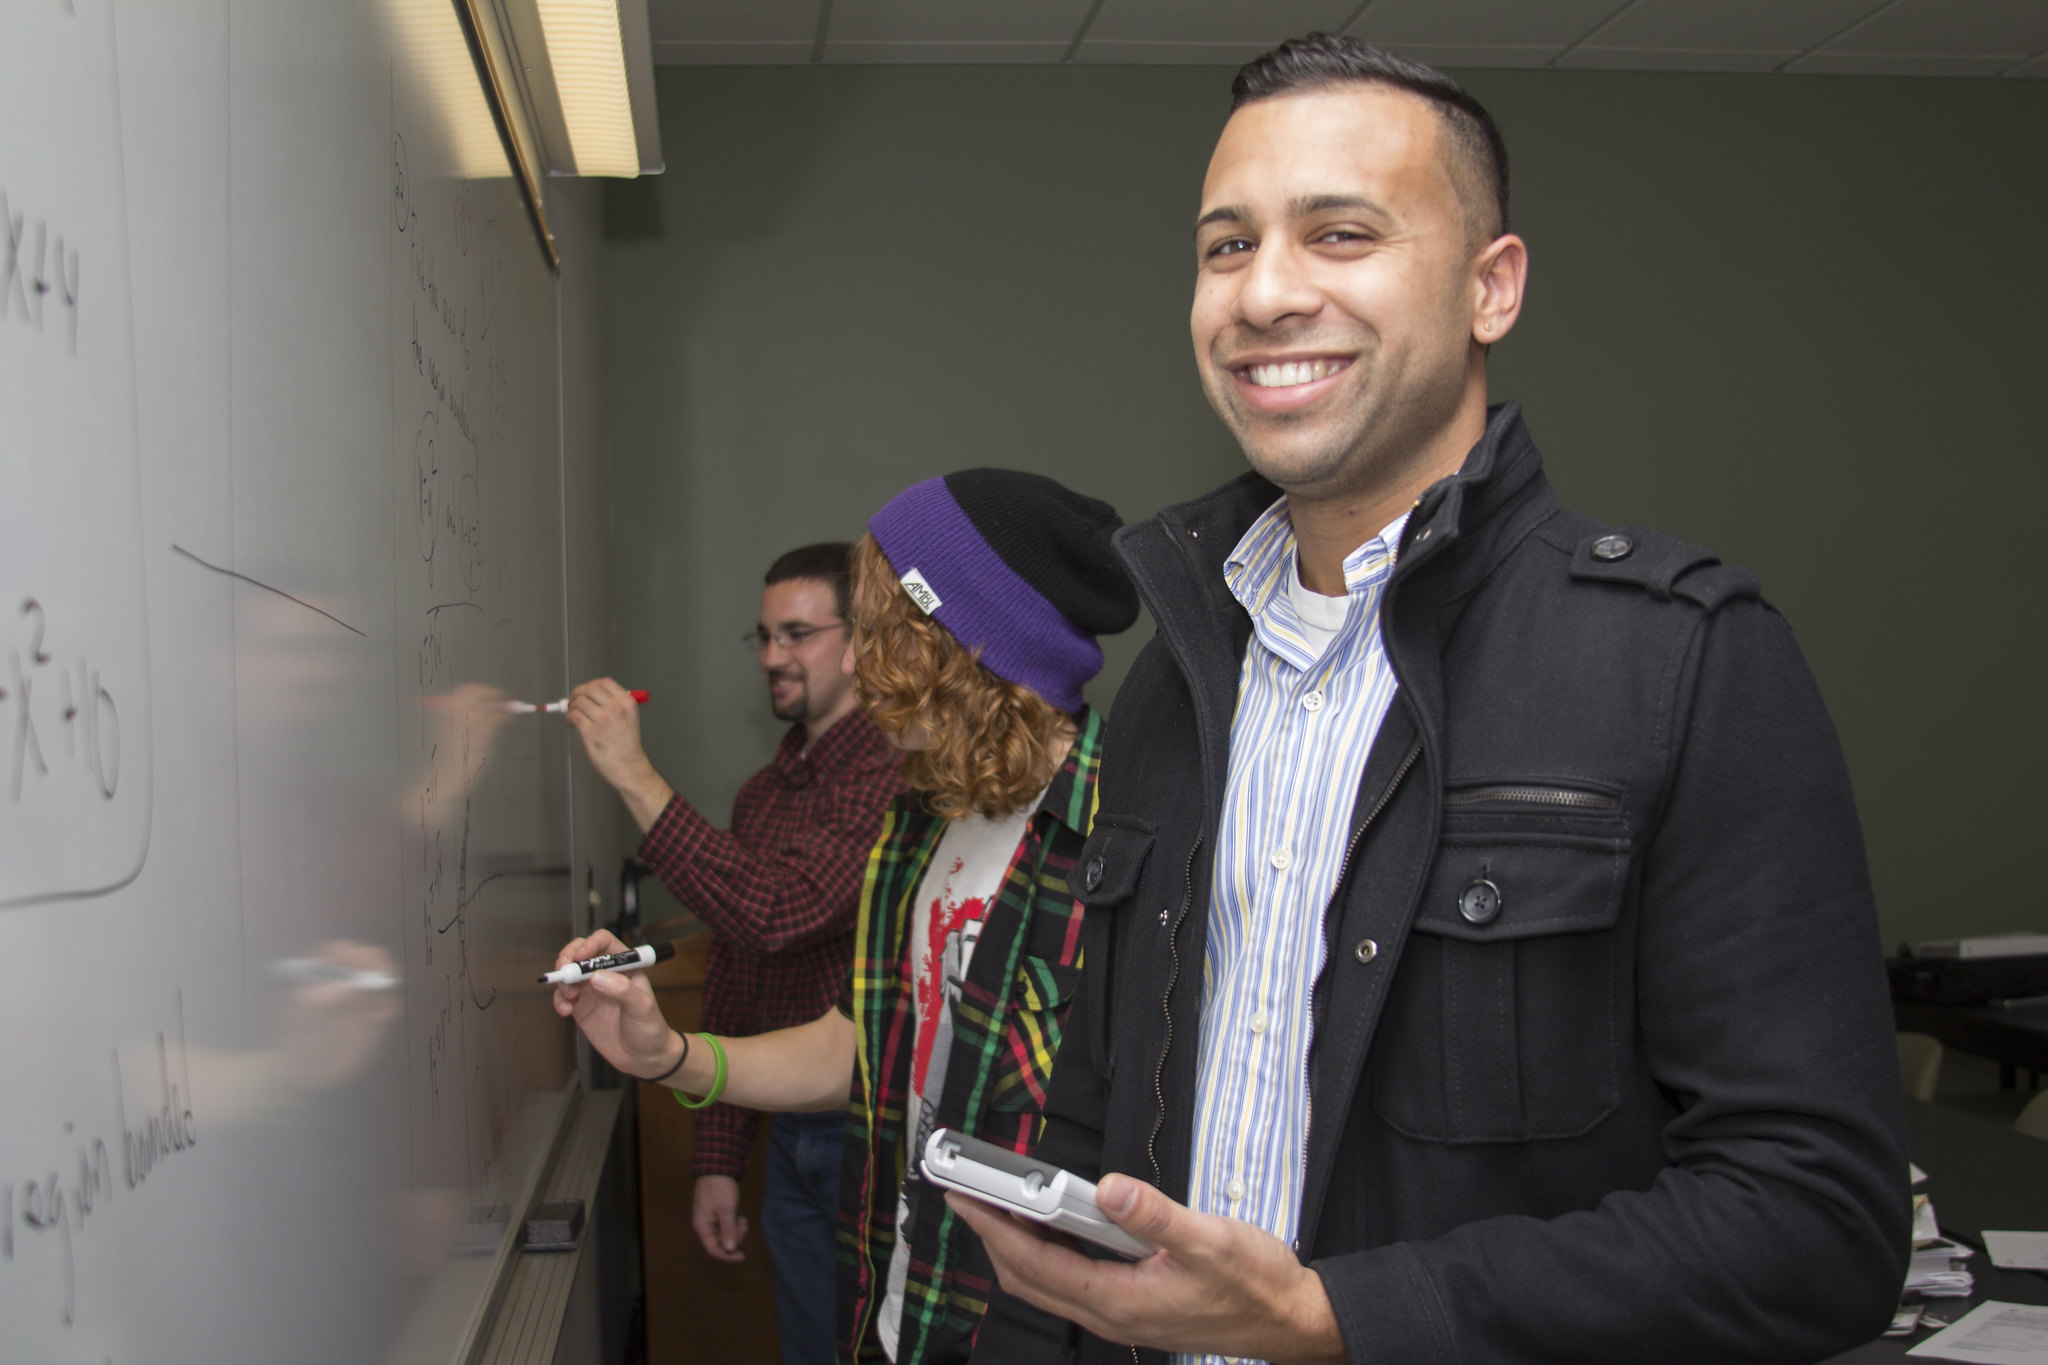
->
xmin=920 ymin=1128 xmax=1156 ymax=1261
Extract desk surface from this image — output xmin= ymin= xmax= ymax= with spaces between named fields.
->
xmin=1824 ymin=1100 xmax=2048 ymax=1362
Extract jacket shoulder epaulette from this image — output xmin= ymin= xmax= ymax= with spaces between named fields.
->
xmin=1566 ymin=525 xmax=1759 ymax=612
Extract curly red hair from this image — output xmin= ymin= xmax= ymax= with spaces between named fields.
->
xmin=850 ymin=535 xmax=1075 ymax=821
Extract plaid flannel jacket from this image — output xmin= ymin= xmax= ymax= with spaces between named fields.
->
xmin=639 ymin=709 xmax=902 ymax=1179
xmin=836 ymin=706 xmax=1103 ymax=1365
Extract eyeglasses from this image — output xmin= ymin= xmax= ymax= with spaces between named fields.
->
xmin=741 ymin=620 xmax=849 ymax=652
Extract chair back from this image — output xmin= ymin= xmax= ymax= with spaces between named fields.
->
xmin=2017 ymin=1090 xmax=2048 ymax=1142
xmin=1896 ymin=1032 xmax=1944 ymax=1102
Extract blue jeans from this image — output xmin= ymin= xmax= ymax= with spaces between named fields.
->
xmin=762 ymin=1109 xmax=847 ymax=1365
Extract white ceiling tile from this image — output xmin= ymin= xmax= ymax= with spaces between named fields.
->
xmin=1377 ymin=43 xmax=1565 ymax=68
xmin=651 ymin=40 xmax=814 ymax=63
xmin=1556 ymin=46 xmax=1795 ymax=71
xmin=1348 ymin=0 xmax=1622 ymax=48
xmin=828 ymin=0 xmax=1096 ymax=44
xmin=646 ymin=0 xmax=820 ymax=44
xmin=1073 ymin=39 xmax=1271 ymax=63
xmin=1088 ymin=0 xmax=1361 ymax=44
xmin=1824 ymin=0 xmax=2048 ymax=56
xmin=1589 ymin=0 xmax=1885 ymax=52
xmin=1787 ymin=51 xmax=2018 ymax=75
xmin=823 ymin=40 xmax=1073 ymax=62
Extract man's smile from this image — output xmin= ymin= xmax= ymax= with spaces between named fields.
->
xmin=1228 ymin=353 xmax=1353 ymax=411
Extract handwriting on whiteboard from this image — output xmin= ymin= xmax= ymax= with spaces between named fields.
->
xmin=4 ymin=598 xmax=120 ymax=804
xmin=0 ymin=190 xmax=81 ymax=354
xmin=2 ymin=992 xmax=197 ymax=1330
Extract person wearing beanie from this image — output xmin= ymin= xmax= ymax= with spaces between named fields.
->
xmin=550 ymin=469 xmax=1138 ymax=1365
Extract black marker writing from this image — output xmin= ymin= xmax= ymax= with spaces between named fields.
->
xmin=1 ymin=190 xmax=81 ymax=353
xmin=5 ymin=598 xmax=118 ymax=803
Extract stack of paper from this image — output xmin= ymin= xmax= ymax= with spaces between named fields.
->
xmin=1910 ymin=1239 xmax=1978 ymax=1298
xmin=1908 ymin=1192 xmax=1977 ymax=1298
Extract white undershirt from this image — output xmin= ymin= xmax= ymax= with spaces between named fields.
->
xmin=1284 ymin=554 xmax=1351 ymax=660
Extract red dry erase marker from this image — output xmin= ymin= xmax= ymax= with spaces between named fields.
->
xmin=509 ymin=690 xmax=650 ymax=714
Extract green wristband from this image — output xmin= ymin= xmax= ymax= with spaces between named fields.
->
xmin=674 ymin=1032 xmax=728 ymax=1110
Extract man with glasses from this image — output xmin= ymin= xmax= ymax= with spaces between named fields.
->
xmin=565 ymin=542 xmax=901 ymax=1365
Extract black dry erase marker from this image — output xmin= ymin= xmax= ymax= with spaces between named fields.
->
xmin=540 ymin=941 xmax=676 ymax=985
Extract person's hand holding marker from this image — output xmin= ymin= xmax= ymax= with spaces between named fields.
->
xmin=558 ymin=679 xmax=673 ymax=832
xmin=549 ymin=929 xmax=857 ymax=1110
xmin=550 ymin=929 xmax=698 ymax=1086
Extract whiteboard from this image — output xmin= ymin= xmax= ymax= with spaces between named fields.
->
xmin=1 ymin=3 xmax=610 ymax=1361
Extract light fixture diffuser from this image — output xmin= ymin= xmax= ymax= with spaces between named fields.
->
xmin=534 ymin=0 xmax=641 ymax=177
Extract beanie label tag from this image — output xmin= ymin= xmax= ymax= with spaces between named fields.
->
xmin=898 ymin=568 xmax=942 ymax=616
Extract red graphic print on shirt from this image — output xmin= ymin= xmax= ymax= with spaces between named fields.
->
xmin=911 ymin=856 xmax=988 ymax=1095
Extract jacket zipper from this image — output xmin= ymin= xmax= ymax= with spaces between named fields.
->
xmin=1131 ymin=835 xmax=1201 ymax=1365
xmin=1294 ymin=738 xmax=1422 ymax=1253
xmin=1146 ymin=833 xmax=1203 ymax=1187
xmin=1443 ymin=783 xmax=1617 ymax=811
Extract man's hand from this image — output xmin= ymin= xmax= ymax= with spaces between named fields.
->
xmin=692 ymin=1175 xmax=750 ymax=1262
xmin=550 ymin=929 xmax=683 ymax=1079
xmin=563 ymin=677 xmax=674 ymax=832
xmin=948 ymin=1173 xmax=1346 ymax=1365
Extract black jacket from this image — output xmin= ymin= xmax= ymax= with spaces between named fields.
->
xmin=974 ymin=405 xmax=1909 ymax=1364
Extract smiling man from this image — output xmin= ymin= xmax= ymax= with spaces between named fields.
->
xmin=959 ymin=35 xmax=1908 ymax=1365
xmin=565 ymin=542 xmax=900 ymax=1365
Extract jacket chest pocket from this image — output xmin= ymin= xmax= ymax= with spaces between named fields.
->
xmin=1371 ymin=783 xmax=1632 ymax=1144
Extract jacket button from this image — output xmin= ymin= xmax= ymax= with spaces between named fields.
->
xmin=1458 ymin=878 xmax=1503 ymax=925
xmin=1354 ymin=938 xmax=1378 ymax=964
xmin=1591 ymin=534 xmax=1634 ymax=561
xmin=1083 ymin=856 xmax=1104 ymax=892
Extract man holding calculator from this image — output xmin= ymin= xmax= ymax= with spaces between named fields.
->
xmin=958 ymin=34 xmax=1908 ymax=1365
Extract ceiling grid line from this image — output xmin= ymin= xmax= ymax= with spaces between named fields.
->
xmin=1337 ymin=0 xmax=1381 ymax=39
xmin=1063 ymin=0 xmax=1110 ymax=64
xmin=1998 ymin=42 xmax=2048 ymax=78
xmin=1774 ymin=0 xmax=1907 ymax=73
xmin=1549 ymin=0 xmax=1647 ymax=69
xmin=809 ymin=0 xmax=832 ymax=64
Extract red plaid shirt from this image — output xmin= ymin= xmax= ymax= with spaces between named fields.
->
xmin=639 ymin=709 xmax=902 ymax=1179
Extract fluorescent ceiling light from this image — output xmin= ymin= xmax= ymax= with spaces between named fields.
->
xmin=381 ymin=0 xmax=511 ymax=180
xmin=535 ymin=0 xmax=640 ymax=177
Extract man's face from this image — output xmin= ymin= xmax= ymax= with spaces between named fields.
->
xmin=1191 ymin=85 xmax=1484 ymax=500
xmin=756 ymin=578 xmax=852 ymax=724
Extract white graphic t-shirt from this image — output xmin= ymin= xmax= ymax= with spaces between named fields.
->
xmin=875 ymin=800 xmax=1036 ymax=1361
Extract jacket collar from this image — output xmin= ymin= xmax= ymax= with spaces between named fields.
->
xmin=1114 ymin=402 xmax=1550 ymax=808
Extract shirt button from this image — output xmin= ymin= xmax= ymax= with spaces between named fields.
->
xmin=1249 ymin=1010 xmax=1269 ymax=1035
xmin=1270 ymin=848 xmax=1291 ymax=871
xmin=1302 ymin=689 xmax=1324 ymax=712
xmin=1226 ymin=1177 xmax=1245 ymax=1203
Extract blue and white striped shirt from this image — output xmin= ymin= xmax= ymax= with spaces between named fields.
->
xmin=1177 ymin=496 xmax=1408 ymax=1365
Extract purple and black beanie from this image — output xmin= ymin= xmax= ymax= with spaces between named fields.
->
xmin=867 ymin=469 xmax=1139 ymax=713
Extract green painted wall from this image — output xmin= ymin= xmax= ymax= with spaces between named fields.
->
xmin=601 ymin=64 xmax=2046 ymax=949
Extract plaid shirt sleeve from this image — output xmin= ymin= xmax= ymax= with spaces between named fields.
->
xmin=687 ymin=975 xmax=761 ymax=1181
xmin=638 ymin=763 xmax=900 ymax=954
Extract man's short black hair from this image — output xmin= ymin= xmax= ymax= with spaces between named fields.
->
xmin=1232 ymin=33 xmax=1510 ymax=245
xmin=765 ymin=542 xmax=854 ymax=621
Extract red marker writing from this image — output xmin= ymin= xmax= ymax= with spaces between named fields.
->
xmin=508 ymin=689 xmax=650 ymax=714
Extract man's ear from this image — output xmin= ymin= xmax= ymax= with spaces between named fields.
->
xmin=840 ymin=636 xmax=857 ymax=678
xmin=1471 ymin=232 xmax=1528 ymax=345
